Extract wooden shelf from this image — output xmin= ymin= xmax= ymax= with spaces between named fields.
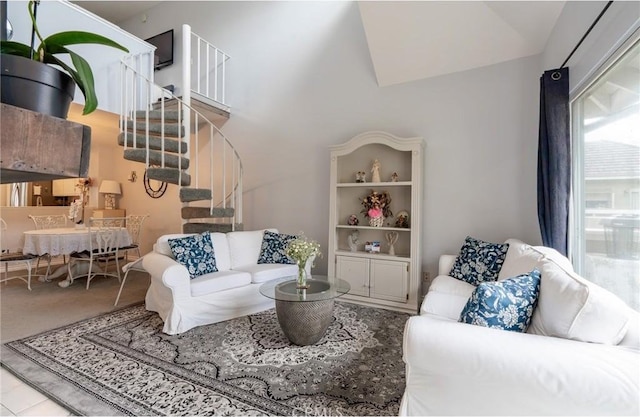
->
xmin=336 ymin=225 xmax=411 ymax=232
xmin=1 ymin=104 xmax=91 ymax=184
xmin=336 ymin=181 xmax=411 ymax=187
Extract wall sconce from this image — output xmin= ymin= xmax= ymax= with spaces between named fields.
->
xmin=128 ymin=171 xmax=137 ymax=183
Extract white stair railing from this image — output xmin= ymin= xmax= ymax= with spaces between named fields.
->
xmin=120 ymin=54 xmax=243 ymax=226
xmin=186 ymin=24 xmax=231 ymax=108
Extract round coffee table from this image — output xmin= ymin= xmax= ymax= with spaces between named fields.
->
xmin=260 ymin=276 xmax=350 ymax=346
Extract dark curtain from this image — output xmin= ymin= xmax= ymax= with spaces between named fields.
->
xmin=538 ymin=67 xmax=570 ymax=256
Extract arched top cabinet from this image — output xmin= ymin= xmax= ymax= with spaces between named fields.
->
xmin=328 ymin=131 xmax=424 ymax=313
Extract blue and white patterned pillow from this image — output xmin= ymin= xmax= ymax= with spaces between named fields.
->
xmin=257 ymin=230 xmax=296 ymax=264
xmin=168 ymin=232 xmax=218 ymax=279
xmin=449 ymin=236 xmax=509 ymax=286
xmin=459 ymin=269 xmax=541 ymax=333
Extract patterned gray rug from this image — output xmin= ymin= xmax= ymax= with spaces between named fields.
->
xmin=2 ymin=302 xmax=408 ymax=416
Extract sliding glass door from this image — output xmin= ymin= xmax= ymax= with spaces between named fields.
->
xmin=571 ymin=39 xmax=640 ymax=311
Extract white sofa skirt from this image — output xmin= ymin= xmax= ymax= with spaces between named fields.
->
xmin=143 ymin=253 xmax=275 ymax=335
xmin=400 ymin=315 xmax=640 ymax=416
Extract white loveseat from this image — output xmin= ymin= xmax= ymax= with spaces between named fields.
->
xmin=143 ymin=229 xmax=300 ymax=335
xmin=401 ymin=239 xmax=640 ymax=416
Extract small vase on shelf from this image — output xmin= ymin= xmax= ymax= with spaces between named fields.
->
xmin=369 ymin=216 xmax=384 ymax=227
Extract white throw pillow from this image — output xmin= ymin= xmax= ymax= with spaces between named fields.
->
xmin=154 ymin=233 xmax=195 ymax=257
xmin=498 ymin=239 xmax=574 ymax=280
xmin=421 ymin=275 xmax=476 ymax=320
xmin=498 ymin=239 xmax=541 ymax=280
xmin=529 ymin=261 xmax=630 ymax=345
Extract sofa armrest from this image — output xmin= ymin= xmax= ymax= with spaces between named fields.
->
xmin=403 ymin=315 xmax=639 ymax=415
xmin=142 ymin=252 xmax=191 ymax=297
xmin=438 ymin=254 xmax=456 ymax=275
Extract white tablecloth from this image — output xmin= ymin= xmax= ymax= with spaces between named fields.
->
xmin=23 ymin=227 xmax=132 ymax=256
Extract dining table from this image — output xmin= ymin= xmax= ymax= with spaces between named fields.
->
xmin=23 ymin=226 xmax=132 ymax=287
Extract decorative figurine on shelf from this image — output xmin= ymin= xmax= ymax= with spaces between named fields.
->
xmin=355 ymin=171 xmax=366 ymax=183
xmin=395 ymin=210 xmax=410 ymax=228
xmin=347 ymin=214 xmax=359 ymax=226
xmin=371 ymin=159 xmax=381 ymax=183
xmin=390 ymin=172 xmax=399 ymax=182
xmin=348 ymin=230 xmax=360 ymax=252
xmin=386 ymin=231 xmax=399 ymax=256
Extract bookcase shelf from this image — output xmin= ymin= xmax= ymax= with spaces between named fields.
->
xmin=328 ymin=131 xmax=424 ymax=314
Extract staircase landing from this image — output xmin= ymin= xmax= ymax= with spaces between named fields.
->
xmin=153 ymin=92 xmax=229 ymax=129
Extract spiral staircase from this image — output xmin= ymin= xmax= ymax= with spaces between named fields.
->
xmin=118 ymin=25 xmax=242 ymax=233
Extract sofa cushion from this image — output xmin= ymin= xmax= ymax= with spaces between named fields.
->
xmin=189 ymin=270 xmax=252 ymax=297
xmin=499 ymin=238 xmax=573 ymax=280
xmin=257 ymin=230 xmax=297 ymax=264
xmin=168 ymin=232 xmax=218 ymax=279
xmin=529 ymin=261 xmax=630 ymax=345
xmin=227 ymin=229 xmax=277 ymax=269
xmin=155 ymin=233 xmax=195 ymax=257
xmin=459 ymin=269 xmax=541 ymax=333
xmin=208 ymin=232 xmax=231 ymax=272
xmin=449 ymin=236 xmax=509 ymax=286
xmin=421 ymin=275 xmax=476 ymax=320
xmin=235 ymin=263 xmax=298 ymax=284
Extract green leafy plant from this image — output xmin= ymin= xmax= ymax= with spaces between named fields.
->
xmin=0 ymin=1 xmax=129 ymax=114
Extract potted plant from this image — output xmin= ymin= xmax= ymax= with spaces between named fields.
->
xmin=1 ymin=1 xmax=129 ymax=117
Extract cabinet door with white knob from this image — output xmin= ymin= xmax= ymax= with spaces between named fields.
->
xmin=336 ymin=256 xmax=370 ymax=297
xmin=370 ymin=259 xmax=409 ymax=303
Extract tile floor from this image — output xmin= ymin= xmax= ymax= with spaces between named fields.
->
xmin=0 ymin=368 xmax=71 ymax=416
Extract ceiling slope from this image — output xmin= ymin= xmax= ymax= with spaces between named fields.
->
xmin=358 ymin=1 xmax=565 ymax=87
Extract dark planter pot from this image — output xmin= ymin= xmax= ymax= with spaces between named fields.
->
xmin=1 ymin=54 xmax=76 ymax=119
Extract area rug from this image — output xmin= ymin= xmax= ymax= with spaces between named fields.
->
xmin=2 ymin=302 xmax=409 ymax=416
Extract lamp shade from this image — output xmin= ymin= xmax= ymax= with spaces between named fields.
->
xmin=98 ymin=180 xmax=121 ymax=195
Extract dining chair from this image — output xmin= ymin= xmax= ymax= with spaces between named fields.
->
xmin=122 ymin=214 xmax=149 ymax=262
xmin=28 ymin=214 xmax=68 ymax=277
xmin=67 ymin=217 xmax=126 ymax=289
xmin=114 ymin=257 xmax=149 ymax=306
xmin=1 ymin=218 xmax=39 ymax=291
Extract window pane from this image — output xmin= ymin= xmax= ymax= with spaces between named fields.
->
xmin=572 ymin=40 xmax=640 ymax=312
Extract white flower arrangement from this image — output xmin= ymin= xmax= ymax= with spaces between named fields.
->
xmin=286 ymin=235 xmax=322 ymax=267
xmin=68 ymin=177 xmax=93 ymax=224
xmin=68 ymin=199 xmax=82 ymax=222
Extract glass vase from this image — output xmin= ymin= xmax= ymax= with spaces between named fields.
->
xmin=296 ymin=264 xmax=309 ymax=289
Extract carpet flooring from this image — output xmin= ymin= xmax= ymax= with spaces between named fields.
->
xmin=2 ymin=302 xmax=409 ymax=416
xmin=0 ymin=267 xmax=150 ymax=343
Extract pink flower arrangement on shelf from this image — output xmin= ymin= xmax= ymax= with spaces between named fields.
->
xmin=360 ymin=190 xmax=392 ymax=219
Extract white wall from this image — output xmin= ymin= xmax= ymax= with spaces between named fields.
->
xmin=116 ymin=1 xmax=544 ymax=277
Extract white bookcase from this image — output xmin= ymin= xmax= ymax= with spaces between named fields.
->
xmin=328 ymin=131 xmax=424 ymax=314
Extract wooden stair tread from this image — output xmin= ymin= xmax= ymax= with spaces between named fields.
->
xmin=182 ymin=206 xmax=235 ymax=219
xmin=124 ymin=149 xmax=190 ymax=170
xmin=146 ymin=167 xmax=191 ymax=186
xmin=118 ymin=133 xmax=187 ymax=154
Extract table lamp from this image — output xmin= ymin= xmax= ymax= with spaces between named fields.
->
xmin=99 ymin=180 xmax=121 ymax=210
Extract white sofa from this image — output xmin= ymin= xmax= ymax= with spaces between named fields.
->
xmin=143 ymin=229 xmax=300 ymax=335
xmin=401 ymin=239 xmax=640 ymax=416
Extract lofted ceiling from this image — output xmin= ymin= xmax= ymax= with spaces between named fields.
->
xmin=71 ymin=1 xmax=162 ymax=24
xmin=72 ymin=1 xmax=566 ymax=87
xmin=358 ymin=1 xmax=566 ymax=86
